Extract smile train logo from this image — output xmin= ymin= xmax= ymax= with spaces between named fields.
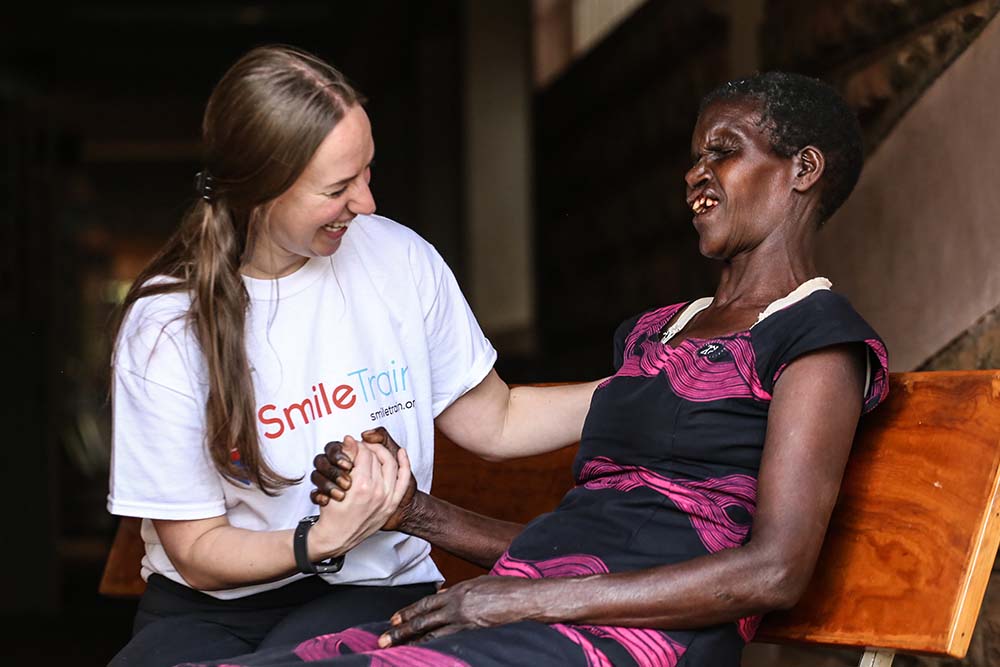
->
xmin=257 ymin=361 xmax=409 ymax=440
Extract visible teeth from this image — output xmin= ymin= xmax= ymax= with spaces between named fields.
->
xmin=691 ymin=195 xmax=720 ymax=215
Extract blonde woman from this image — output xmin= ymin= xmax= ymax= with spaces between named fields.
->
xmin=108 ymin=45 xmax=599 ymax=666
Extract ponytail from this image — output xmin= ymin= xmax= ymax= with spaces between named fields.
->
xmin=115 ymin=200 xmax=297 ymax=494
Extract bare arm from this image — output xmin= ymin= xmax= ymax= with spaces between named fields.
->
xmin=383 ymin=344 xmax=866 ymax=643
xmin=155 ymin=438 xmax=411 ymax=591
xmin=435 ymin=370 xmax=604 ymax=460
xmin=398 ymin=492 xmax=523 ymax=569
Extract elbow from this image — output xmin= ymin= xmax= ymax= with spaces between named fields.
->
xmin=169 ymin=540 xmax=229 ymax=592
xmin=764 ymin=570 xmax=808 ymax=611
xmin=749 ymin=552 xmax=813 ymax=612
xmin=175 ymin=568 xmax=210 ymax=591
xmin=173 ymin=562 xmax=223 ymax=591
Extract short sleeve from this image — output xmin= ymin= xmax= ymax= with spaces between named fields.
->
xmin=751 ymin=290 xmax=889 ymax=414
xmin=108 ymin=295 xmax=227 ymax=520
xmin=408 ymin=240 xmax=498 ymax=417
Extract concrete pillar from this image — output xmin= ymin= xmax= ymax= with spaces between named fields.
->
xmin=463 ymin=0 xmax=536 ymax=353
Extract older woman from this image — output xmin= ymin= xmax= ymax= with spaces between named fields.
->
xmin=186 ymin=71 xmax=889 ymax=667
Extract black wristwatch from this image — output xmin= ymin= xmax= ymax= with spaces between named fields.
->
xmin=293 ymin=515 xmax=345 ymax=574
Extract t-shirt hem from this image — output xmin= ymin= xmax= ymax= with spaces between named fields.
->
xmin=108 ymin=497 xmax=226 ymax=520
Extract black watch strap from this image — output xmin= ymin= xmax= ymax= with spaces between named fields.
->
xmin=294 ymin=515 xmax=345 ymax=574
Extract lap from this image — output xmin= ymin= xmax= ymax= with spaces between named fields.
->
xmin=179 ymin=621 xmax=614 ymax=667
xmin=112 ymin=574 xmax=436 ymax=667
xmin=257 ymin=582 xmax=436 ymax=649
xmin=109 ymin=616 xmax=255 ymax=667
xmin=185 ymin=620 xmax=745 ymax=667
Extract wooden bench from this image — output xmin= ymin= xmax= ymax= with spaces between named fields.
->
xmin=101 ymin=371 xmax=1000 ymax=666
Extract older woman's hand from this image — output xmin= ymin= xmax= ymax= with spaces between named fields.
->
xmin=379 ymin=576 xmax=540 ymax=646
xmin=310 ymin=440 xmax=356 ymax=503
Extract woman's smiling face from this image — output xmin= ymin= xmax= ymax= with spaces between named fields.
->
xmin=244 ymin=104 xmax=377 ymax=278
xmin=685 ymin=97 xmax=798 ymax=261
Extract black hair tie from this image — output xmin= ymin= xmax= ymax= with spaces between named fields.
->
xmin=194 ymin=170 xmax=215 ymax=201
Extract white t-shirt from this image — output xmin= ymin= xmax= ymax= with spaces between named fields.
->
xmin=108 ymin=215 xmax=497 ymax=599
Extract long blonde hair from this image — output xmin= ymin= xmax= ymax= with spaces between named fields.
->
xmin=115 ymin=45 xmax=363 ymax=494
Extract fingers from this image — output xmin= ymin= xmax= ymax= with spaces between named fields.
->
xmin=352 ymin=441 xmax=395 ymax=502
xmin=387 ymin=448 xmax=412 ymax=507
xmin=379 ymin=611 xmax=458 ymax=647
xmin=340 ymin=435 xmax=360 ymax=461
xmin=310 ymin=440 xmax=354 ymax=506
xmin=348 ymin=437 xmax=374 ymax=473
xmin=312 ymin=452 xmax=352 ymax=491
xmin=396 ymin=446 xmax=411 ymax=478
xmin=367 ymin=439 xmax=398 ymax=471
xmin=362 ymin=426 xmax=400 ymax=455
xmin=393 ymin=591 xmax=448 ymax=624
xmin=379 ymin=594 xmax=449 ymax=647
xmin=309 ymin=473 xmax=344 ymax=503
xmin=309 ymin=488 xmax=332 ymax=506
xmin=322 ymin=441 xmax=355 ymax=472
xmin=366 ymin=442 xmax=400 ymax=498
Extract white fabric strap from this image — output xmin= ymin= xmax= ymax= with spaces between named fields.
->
xmin=660 ymin=297 xmax=713 ymax=344
xmin=751 ymin=277 xmax=833 ymax=327
xmin=661 ymin=277 xmax=834 ymax=345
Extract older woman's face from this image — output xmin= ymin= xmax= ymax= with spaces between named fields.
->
xmin=685 ymin=97 xmax=797 ymax=260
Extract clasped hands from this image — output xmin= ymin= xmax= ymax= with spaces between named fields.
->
xmin=303 ymin=427 xmax=413 ymax=561
xmin=310 ymin=427 xmax=534 ymax=647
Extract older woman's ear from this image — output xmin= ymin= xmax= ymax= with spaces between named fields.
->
xmin=792 ymin=146 xmax=825 ymax=193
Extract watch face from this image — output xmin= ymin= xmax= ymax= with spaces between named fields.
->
xmin=300 ymin=515 xmax=320 ymax=525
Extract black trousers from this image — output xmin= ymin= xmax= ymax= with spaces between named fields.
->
xmin=108 ymin=574 xmax=436 ymax=667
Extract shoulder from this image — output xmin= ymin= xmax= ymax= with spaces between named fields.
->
xmin=347 ymin=214 xmax=447 ymax=278
xmin=753 ymin=289 xmax=879 ymax=341
xmin=752 ymin=288 xmax=889 ymax=410
xmin=121 ymin=279 xmax=191 ymax=335
xmin=349 ymin=214 xmax=436 ymax=256
xmin=116 ymin=280 xmax=197 ymax=370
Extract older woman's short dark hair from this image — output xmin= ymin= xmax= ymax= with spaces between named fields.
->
xmin=700 ymin=71 xmax=863 ymax=224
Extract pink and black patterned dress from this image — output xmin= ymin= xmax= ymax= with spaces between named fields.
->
xmin=185 ymin=287 xmax=889 ymax=667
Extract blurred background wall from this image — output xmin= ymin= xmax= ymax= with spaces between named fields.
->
xmin=1 ymin=1 xmax=998 ymax=664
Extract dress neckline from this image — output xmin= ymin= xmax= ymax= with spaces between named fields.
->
xmin=659 ymin=277 xmax=832 ymax=346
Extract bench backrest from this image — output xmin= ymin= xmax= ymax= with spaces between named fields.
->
xmin=100 ymin=371 xmax=1000 ymax=658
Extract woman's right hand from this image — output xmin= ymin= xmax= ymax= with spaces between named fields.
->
xmin=306 ymin=435 xmax=413 ymax=561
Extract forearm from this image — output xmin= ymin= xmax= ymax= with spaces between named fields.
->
xmin=399 ymin=491 xmax=522 ymax=569
xmin=498 ymin=382 xmax=602 ymax=458
xmin=156 ymin=520 xmax=344 ymax=592
xmin=518 ymin=543 xmax=794 ymax=630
